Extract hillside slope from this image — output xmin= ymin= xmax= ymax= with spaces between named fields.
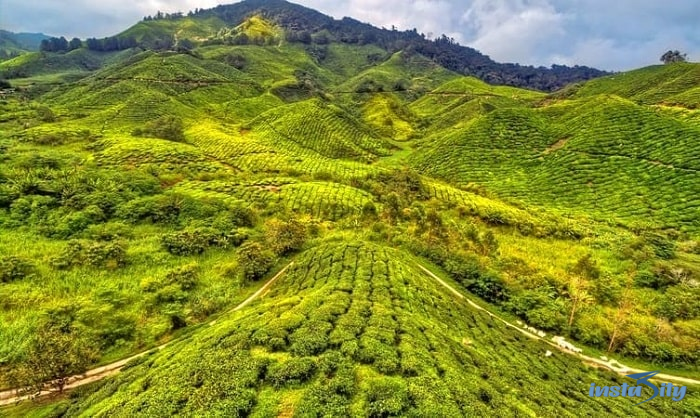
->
xmin=411 ymin=68 xmax=700 ymax=232
xmin=31 ymin=243 xmax=700 ymax=417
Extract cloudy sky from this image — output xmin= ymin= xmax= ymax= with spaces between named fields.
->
xmin=1 ymin=0 xmax=698 ymax=70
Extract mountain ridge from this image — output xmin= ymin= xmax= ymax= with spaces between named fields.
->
xmin=1 ymin=0 xmax=608 ymax=91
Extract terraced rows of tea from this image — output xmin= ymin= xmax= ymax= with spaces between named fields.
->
xmin=51 ymin=243 xmax=698 ymax=417
xmin=188 ymin=118 xmax=382 ymax=179
xmin=411 ymin=89 xmax=700 ymax=231
xmin=251 ymin=99 xmax=393 ymax=162
xmin=568 ymin=63 xmax=700 ymax=107
xmin=175 ymin=179 xmax=375 ymax=219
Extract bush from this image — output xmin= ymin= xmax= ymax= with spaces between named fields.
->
xmin=238 ymin=241 xmax=276 ymax=281
xmin=161 ymin=229 xmax=215 ymax=256
xmin=366 ymin=377 xmax=409 ymax=417
xmin=644 ymin=232 xmax=677 ymax=260
xmin=36 ymin=106 xmax=56 ymax=122
xmin=266 ymin=218 xmax=307 ymax=256
xmin=85 ymin=241 xmax=128 ymax=269
xmin=266 ymin=357 xmax=317 ymax=388
xmin=0 ymin=256 xmax=35 ymax=282
xmin=137 ymin=116 xmax=185 ymax=142
xmin=161 ymin=228 xmax=247 ymax=256
xmin=224 ymin=53 xmax=247 ymax=69
xmin=116 ymin=194 xmax=184 ymax=224
xmin=165 ymin=263 xmax=199 ymax=291
xmin=52 ymin=240 xmax=127 ymax=270
xmin=48 ymin=206 xmax=106 ymax=239
xmin=572 ymin=254 xmax=600 ymax=279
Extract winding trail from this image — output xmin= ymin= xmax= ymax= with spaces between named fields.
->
xmin=0 ymin=261 xmax=294 ymax=407
xmin=415 ymin=264 xmax=700 ymax=387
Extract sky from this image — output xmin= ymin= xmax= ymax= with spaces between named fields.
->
xmin=0 ymin=0 xmax=698 ymax=71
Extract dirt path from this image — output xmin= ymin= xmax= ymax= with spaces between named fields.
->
xmin=415 ymin=264 xmax=700 ymax=386
xmin=0 ymin=261 xmax=294 ymax=407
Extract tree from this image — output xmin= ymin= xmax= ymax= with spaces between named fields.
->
xmin=265 ymin=218 xmax=307 ymax=256
xmin=68 ymin=37 xmax=82 ymax=51
xmin=566 ymin=276 xmax=594 ymax=328
xmin=139 ymin=116 xmax=185 ymax=141
xmin=7 ymin=324 xmax=98 ymax=395
xmin=86 ymin=37 xmax=102 ymax=51
xmin=660 ymin=50 xmax=687 ymax=64
xmin=175 ymin=38 xmax=195 ymax=52
xmin=608 ymin=287 xmax=634 ymax=352
xmin=238 ymin=241 xmax=275 ymax=281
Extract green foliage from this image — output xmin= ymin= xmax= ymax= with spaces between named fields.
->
xmin=1 ymin=13 xmax=700 ymax=415
xmin=571 ymin=253 xmax=601 ymax=279
xmin=265 ymin=218 xmax=307 ymax=256
xmin=13 ymin=242 xmax=700 ymax=417
xmin=161 ymin=227 xmax=246 ymax=256
xmin=237 ymin=241 xmax=276 ymax=281
xmin=51 ymin=240 xmax=127 ymax=270
xmin=367 ymin=377 xmax=409 ymax=417
xmin=265 ymin=357 xmax=317 ymax=388
xmin=36 ymin=105 xmax=55 ymax=122
xmin=0 ymin=255 xmax=34 ymax=282
xmin=134 ymin=115 xmax=185 ymax=141
xmin=6 ymin=323 xmax=99 ymax=394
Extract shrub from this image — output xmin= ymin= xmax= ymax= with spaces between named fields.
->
xmin=266 ymin=357 xmax=317 ymax=388
xmin=265 ymin=218 xmax=307 ymax=256
xmin=161 ymin=228 xmax=247 ymax=256
xmin=52 ymin=240 xmax=127 ymax=270
xmin=366 ymin=377 xmax=408 ymax=417
xmin=644 ymin=232 xmax=677 ymax=259
xmin=572 ymin=254 xmax=600 ymax=279
xmin=165 ymin=263 xmax=199 ymax=291
xmin=212 ymin=205 xmax=257 ymax=229
xmin=48 ymin=206 xmax=106 ymax=239
xmin=36 ymin=106 xmax=56 ymax=122
xmin=139 ymin=116 xmax=185 ymax=142
xmin=289 ymin=321 xmax=332 ymax=356
xmin=51 ymin=240 xmax=86 ymax=270
xmin=224 ymin=53 xmax=247 ymax=69
xmin=116 ymin=194 xmax=184 ymax=224
xmin=85 ymin=241 xmax=128 ymax=269
xmin=238 ymin=241 xmax=276 ymax=281
xmin=0 ymin=256 xmax=35 ymax=282
xmin=161 ymin=229 xmax=215 ymax=256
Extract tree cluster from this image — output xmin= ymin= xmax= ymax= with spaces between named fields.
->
xmin=85 ymin=36 xmax=137 ymax=52
xmin=39 ymin=36 xmax=82 ymax=52
xmin=660 ymin=50 xmax=688 ymax=64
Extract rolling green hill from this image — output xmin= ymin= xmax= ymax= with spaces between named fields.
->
xmin=410 ymin=72 xmax=700 ymax=232
xmin=562 ymin=63 xmax=700 ymax=108
xmin=0 ymin=1 xmax=699 ymax=416
xmin=0 ymin=31 xmax=49 ymax=60
xmin=12 ymin=243 xmax=700 ymax=416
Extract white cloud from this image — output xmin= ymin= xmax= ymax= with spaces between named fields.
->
xmin=460 ymin=0 xmax=567 ymax=65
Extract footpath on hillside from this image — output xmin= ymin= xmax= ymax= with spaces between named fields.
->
xmin=2 ymin=259 xmax=698 ymax=408
xmin=415 ymin=264 xmax=700 ymax=387
xmin=0 ymin=261 xmax=295 ymax=407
